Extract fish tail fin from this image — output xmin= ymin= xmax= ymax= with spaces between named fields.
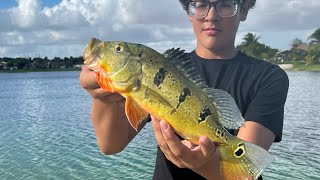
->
xmin=219 ymin=141 xmax=274 ymax=180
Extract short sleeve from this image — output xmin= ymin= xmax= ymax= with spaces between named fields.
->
xmin=244 ymin=66 xmax=289 ymax=142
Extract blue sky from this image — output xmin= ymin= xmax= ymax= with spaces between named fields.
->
xmin=0 ymin=0 xmax=319 ymax=58
xmin=0 ymin=0 xmax=61 ymax=9
xmin=0 ymin=0 xmax=17 ymax=9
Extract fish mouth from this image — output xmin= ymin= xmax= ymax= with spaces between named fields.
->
xmin=83 ymin=38 xmax=103 ymax=71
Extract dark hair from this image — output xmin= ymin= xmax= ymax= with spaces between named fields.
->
xmin=179 ymin=0 xmax=256 ymax=12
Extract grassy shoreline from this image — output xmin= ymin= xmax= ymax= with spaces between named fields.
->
xmin=275 ymin=62 xmax=320 ymax=72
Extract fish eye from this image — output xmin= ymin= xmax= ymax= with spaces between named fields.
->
xmin=115 ymin=45 xmax=123 ymax=52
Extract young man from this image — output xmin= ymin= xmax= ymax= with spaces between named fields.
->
xmin=80 ymin=0 xmax=289 ymax=179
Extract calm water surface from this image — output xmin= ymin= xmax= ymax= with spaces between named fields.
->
xmin=0 ymin=71 xmax=319 ymax=179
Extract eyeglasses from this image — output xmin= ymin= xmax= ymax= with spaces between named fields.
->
xmin=188 ymin=0 xmax=240 ymax=18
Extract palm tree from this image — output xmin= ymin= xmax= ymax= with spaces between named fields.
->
xmin=241 ymin=33 xmax=261 ymax=46
xmin=305 ymin=44 xmax=320 ymax=65
xmin=237 ymin=33 xmax=277 ymax=61
xmin=308 ymin=28 xmax=320 ymax=45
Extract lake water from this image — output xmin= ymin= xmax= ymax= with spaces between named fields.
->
xmin=0 ymin=71 xmax=319 ymax=180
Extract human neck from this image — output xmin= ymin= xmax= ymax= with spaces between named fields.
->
xmin=195 ymin=45 xmax=238 ymax=60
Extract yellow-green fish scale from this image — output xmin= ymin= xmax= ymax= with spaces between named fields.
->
xmin=124 ymin=54 xmax=236 ymax=145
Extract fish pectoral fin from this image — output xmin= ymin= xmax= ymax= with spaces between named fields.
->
xmin=96 ymin=72 xmax=114 ymax=92
xmin=125 ymin=97 xmax=149 ymax=131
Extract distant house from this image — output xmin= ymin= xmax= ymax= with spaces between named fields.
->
xmin=9 ymin=66 xmax=18 ymax=71
xmin=48 ymin=60 xmax=65 ymax=69
xmin=0 ymin=61 xmax=7 ymax=70
xmin=296 ymin=43 xmax=310 ymax=51
xmin=275 ymin=50 xmax=290 ymax=62
xmin=30 ymin=60 xmax=49 ymax=69
xmin=275 ymin=43 xmax=310 ymax=62
xmin=8 ymin=63 xmax=18 ymax=71
xmin=73 ymin=64 xmax=85 ymax=69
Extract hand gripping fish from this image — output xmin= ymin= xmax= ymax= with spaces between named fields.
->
xmin=83 ymin=38 xmax=274 ymax=180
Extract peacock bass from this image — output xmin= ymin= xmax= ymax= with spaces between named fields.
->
xmin=83 ymin=38 xmax=274 ymax=180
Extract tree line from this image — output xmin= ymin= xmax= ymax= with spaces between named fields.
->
xmin=0 ymin=56 xmax=84 ymax=70
xmin=237 ymin=28 xmax=320 ymax=65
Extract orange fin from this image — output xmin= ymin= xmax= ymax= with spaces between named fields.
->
xmin=96 ymin=72 xmax=114 ymax=92
xmin=220 ymin=160 xmax=254 ymax=180
xmin=125 ymin=97 xmax=149 ymax=131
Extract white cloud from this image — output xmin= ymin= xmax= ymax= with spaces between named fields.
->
xmin=242 ymin=0 xmax=320 ymax=31
xmin=0 ymin=0 xmax=319 ymax=58
xmin=12 ymin=0 xmax=42 ymax=29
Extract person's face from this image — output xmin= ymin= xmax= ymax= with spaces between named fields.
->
xmin=189 ymin=0 xmax=249 ymax=55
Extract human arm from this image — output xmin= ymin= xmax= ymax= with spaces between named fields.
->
xmin=238 ymin=121 xmax=275 ymax=150
xmin=80 ymin=66 xmax=146 ymax=154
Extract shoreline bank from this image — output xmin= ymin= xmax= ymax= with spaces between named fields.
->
xmin=278 ymin=64 xmax=294 ymax=70
xmin=278 ymin=63 xmax=320 ymax=72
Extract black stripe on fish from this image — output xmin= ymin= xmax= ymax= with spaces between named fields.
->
xmin=170 ymin=88 xmax=191 ymax=114
xmin=198 ymin=106 xmax=212 ymax=124
xmin=154 ymin=67 xmax=167 ymax=87
xmin=177 ymin=88 xmax=191 ymax=108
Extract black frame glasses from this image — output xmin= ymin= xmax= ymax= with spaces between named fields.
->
xmin=188 ymin=0 xmax=241 ymax=18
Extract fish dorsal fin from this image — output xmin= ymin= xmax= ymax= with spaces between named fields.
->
xmin=125 ymin=97 xmax=150 ymax=131
xmin=163 ymin=48 xmax=207 ymax=89
xmin=203 ymin=88 xmax=244 ymax=129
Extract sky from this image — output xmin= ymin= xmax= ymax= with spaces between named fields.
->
xmin=0 ymin=0 xmax=319 ymax=58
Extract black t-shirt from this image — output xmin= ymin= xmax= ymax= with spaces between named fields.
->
xmin=152 ymin=51 xmax=289 ymax=180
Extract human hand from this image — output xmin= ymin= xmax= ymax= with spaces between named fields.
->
xmin=151 ymin=115 xmax=219 ymax=173
xmin=80 ymin=66 xmax=123 ymax=102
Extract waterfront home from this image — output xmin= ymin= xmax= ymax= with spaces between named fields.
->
xmin=48 ymin=59 xmax=65 ymax=69
xmin=275 ymin=43 xmax=310 ymax=62
xmin=0 ymin=61 xmax=7 ymax=70
xmin=73 ymin=64 xmax=85 ymax=69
